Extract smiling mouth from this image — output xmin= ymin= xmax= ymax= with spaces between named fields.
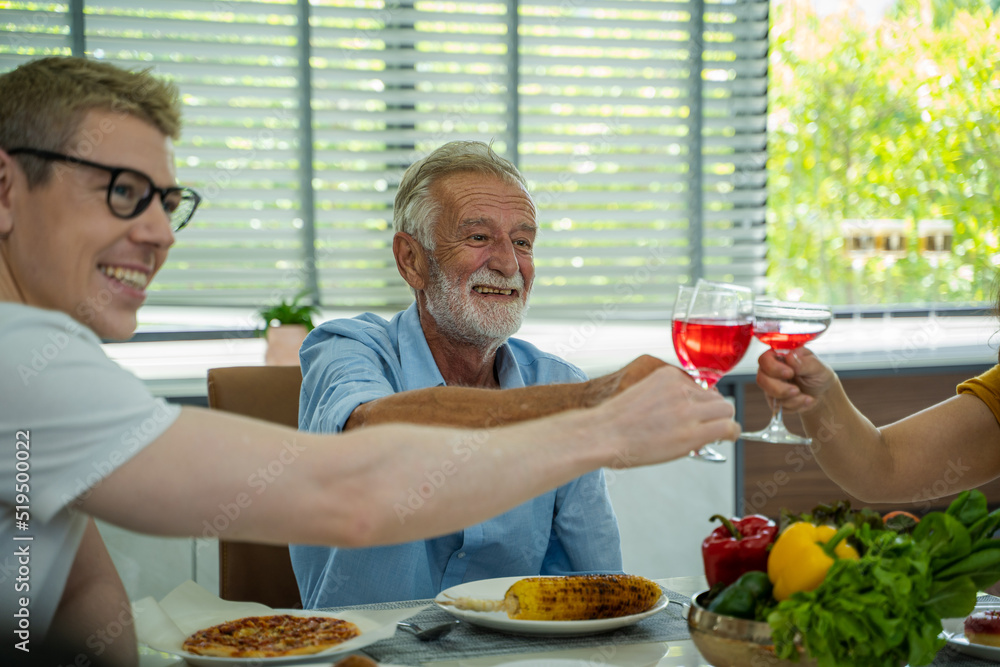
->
xmin=473 ymin=286 xmax=517 ymax=296
xmin=99 ymin=264 xmax=149 ymax=291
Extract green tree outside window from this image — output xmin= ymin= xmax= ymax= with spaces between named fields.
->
xmin=767 ymin=0 xmax=999 ymax=308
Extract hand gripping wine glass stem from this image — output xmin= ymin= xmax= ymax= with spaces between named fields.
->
xmin=741 ymin=302 xmax=832 ymax=445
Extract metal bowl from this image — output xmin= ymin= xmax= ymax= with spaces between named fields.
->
xmin=687 ymin=590 xmax=816 ymax=667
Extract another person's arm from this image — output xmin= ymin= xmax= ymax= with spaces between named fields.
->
xmin=82 ymin=363 xmax=737 ymax=547
xmin=46 ymin=519 xmax=137 ymax=666
xmin=756 ymin=348 xmax=1000 ymax=503
xmin=344 ymin=355 xmax=668 ymax=430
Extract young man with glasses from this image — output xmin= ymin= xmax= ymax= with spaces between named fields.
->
xmin=0 ymin=57 xmax=738 ymax=665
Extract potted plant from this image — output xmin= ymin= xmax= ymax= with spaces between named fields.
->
xmin=257 ymin=290 xmax=320 ymax=366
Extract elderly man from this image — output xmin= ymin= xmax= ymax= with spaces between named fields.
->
xmin=0 ymin=58 xmax=738 ymax=664
xmin=292 ymin=141 xmax=671 ymax=607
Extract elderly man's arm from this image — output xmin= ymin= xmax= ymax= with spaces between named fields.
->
xmin=345 ymin=355 xmax=668 ymax=430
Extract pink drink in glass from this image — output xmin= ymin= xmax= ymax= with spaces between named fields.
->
xmin=672 ymin=319 xmax=754 ymax=387
xmin=754 ymin=326 xmax=826 ymax=355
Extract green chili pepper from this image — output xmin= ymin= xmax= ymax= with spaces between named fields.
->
xmin=707 ymin=570 xmax=774 ymax=620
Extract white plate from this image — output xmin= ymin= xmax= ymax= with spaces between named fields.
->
xmin=434 ymin=576 xmax=668 ymax=636
xmin=944 ymin=633 xmax=1000 ymax=662
xmin=152 ymin=609 xmax=388 ymax=667
xmin=941 ymin=608 xmax=1000 ymax=663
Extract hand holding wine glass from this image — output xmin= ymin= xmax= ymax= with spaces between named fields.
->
xmin=671 ymin=281 xmax=754 ymax=462
xmin=741 ymin=300 xmax=832 ymax=445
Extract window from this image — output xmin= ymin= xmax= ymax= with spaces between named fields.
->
xmin=1 ymin=0 xmax=769 ymax=319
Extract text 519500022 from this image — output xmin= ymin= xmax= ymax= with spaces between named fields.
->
xmin=13 ymin=429 xmax=32 ymax=653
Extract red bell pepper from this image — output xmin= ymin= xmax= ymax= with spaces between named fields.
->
xmin=701 ymin=514 xmax=778 ymax=588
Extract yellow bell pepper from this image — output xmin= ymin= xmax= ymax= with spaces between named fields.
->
xmin=767 ymin=522 xmax=860 ymax=601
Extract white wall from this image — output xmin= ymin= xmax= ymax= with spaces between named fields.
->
xmin=98 ymin=523 xmax=219 ymax=601
xmin=606 ymin=444 xmax=734 ymax=580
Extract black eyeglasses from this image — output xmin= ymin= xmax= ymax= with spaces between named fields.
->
xmin=7 ymin=147 xmax=201 ymax=232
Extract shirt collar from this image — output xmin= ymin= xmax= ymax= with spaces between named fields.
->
xmin=398 ymin=303 xmax=447 ymax=389
xmin=494 ymin=344 xmax=526 ymax=388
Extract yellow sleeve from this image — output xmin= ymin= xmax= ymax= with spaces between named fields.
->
xmin=957 ymin=364 xmax=1000 ymax=426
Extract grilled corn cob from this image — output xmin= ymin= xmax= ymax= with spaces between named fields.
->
xmin=441 ymin=574 xmax=662 ymax=621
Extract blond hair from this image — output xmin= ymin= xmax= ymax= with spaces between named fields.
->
xmin=0 ymin=56 xmax=181 ymax=186
xmin=393 ymin=140 xmax=529 ymax=249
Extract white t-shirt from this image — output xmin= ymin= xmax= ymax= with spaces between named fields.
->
xmin=0 ymin=303 xmax=181 ymax=644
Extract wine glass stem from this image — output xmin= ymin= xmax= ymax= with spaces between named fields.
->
xmin=687 ymin=375 xmax=727 ymax=462
xmin=769 ymin=402 xmax=785 ymax=429
xmin=768 ymin=352 xmax=789 ymax=428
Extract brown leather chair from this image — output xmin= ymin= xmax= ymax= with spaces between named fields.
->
xmin=206 ymin=365 xmax=304 ymax=609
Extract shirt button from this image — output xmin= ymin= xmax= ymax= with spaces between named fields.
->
xmin=457 ymin=552 xmax=466 ymax=559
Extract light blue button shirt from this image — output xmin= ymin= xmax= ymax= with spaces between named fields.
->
xmin=291 ymin=303 xmax=623 ymax=607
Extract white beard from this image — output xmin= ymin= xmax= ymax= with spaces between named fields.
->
xmin=423 ymin=258 xmax=529 ymax=349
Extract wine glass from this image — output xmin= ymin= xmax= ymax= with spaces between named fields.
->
xmin=740 ymin=300 xmax=833 ymax=445
xmin=671 ymin=281 xmax=755 ymax=462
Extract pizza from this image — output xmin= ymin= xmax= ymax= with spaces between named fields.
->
xmin=182 ymin=614 xmax=361 ymax=658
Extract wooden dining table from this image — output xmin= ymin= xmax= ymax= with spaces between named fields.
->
xmin=138 ymin=575 xmax=993 ymax=666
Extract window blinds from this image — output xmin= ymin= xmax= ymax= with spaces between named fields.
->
xmin=0 ymin=0 xmax=768 ymax=318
